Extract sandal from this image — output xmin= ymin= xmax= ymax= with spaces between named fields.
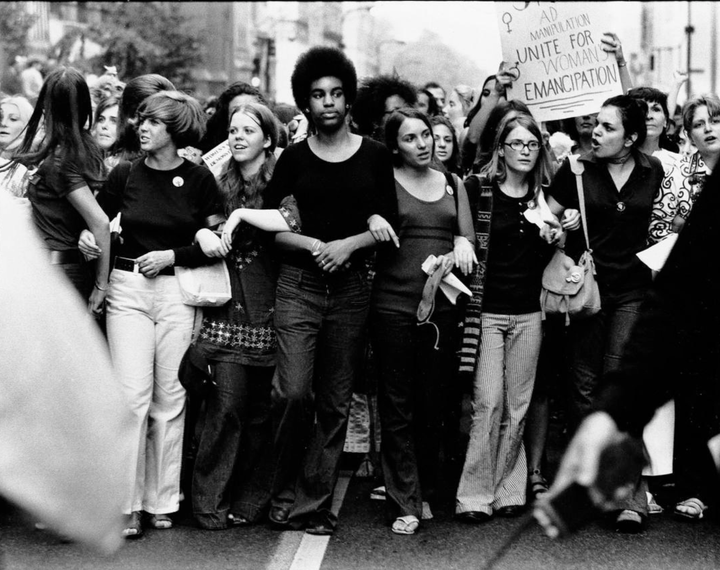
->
xmin=615 ymin=509 xmax=643 ymax=533
xmin=148 ymin=514 xmax=173 ymax=529
xmin=529 ymin=469 xmax=550 ymax=500
xmin=122 ymin=511 xmax=143 ymax=538
xmin=391 ymin=515 xmax=419 ymax=535
xmin=647 ymin=492 xmax=663 ymax=515
xmin=370 ymin=485 xmax=387 ymax=501
xmin=228 ymin=513 xmax=251 ymax=526
xmin=674 ymin=498 xmax=707 ymax=521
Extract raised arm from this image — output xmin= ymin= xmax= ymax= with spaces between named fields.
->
xmin=601 ymin=32 xmax=632 ymax=93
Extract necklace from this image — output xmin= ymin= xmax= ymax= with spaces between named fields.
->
xmin=605 ymin=151 xmax=632 ymax=165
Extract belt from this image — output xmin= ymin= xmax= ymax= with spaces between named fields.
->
xmin=49 ymin=250 xmax=82 ymax=265
xmin=114 ymin=256 xmax=175 ymax=276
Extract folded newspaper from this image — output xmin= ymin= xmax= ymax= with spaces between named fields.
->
xmin=421 ymin=255 xmax=473 ymax=304
xmin=636 ymin=233 xmax=678 ymax=272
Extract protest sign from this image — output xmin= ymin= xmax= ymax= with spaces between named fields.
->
xmin=202 ymin=141 xmax=232 ymax=178
xmin=496 ymin=2 xmax=623 ymax=122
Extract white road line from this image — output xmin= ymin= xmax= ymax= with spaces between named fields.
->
xmin=264 ymin=472 xmax=353 ymax=570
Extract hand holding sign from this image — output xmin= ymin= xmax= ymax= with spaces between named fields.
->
xmin=599 ymin=32 xmax=626 ymax=66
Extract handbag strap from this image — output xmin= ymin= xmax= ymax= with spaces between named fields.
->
xmin=569 ymin=155 xmax=591 ymax=251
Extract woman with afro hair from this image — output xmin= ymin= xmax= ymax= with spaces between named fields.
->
xmin=262 ymin=45 xmax=399 ymax=536
xmin=351 ymin=74 xmax=417 ymax=141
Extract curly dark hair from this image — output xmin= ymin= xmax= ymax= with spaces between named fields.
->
xmin=199 ymin=82 xmax=266 ymax=152
xmin=352 ymin=75 xmax=418 ymax=139
xmin=291 ymin=46 xmax=357 ymax=113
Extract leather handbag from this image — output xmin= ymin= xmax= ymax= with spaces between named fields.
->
xmin=540 ymin=155 xmax=601 ymax=325
xmin=178 ymin=343 xmax=214 ymax=398
xmin=175 ymin=261 xmax=232 ymax=307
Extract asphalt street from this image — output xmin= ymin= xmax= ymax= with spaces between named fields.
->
xmin=2 ymin=467 xmax=719 ymax=570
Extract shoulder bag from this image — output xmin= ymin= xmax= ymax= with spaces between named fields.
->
xmin=540 ymin=155 xmax=601 ymax=325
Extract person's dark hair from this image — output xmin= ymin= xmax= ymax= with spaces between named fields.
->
xmin=272 ymin=102 xmax=300 ymax=125
xmin=200 ymin=82 xmax=266 ymax=152
xmin=628 ymin=86 xmax=677 ymax=151
xmin=464 ymin=74 xmax=497 ymax=128
xmin=93 ymin=96 xmax=119 ymax=125
xmin=114 ymin=74 xmax=175 ymax=159
xmin=473 ymin=99 xmax=531 ymax=173
xmin=423 ymin=81 xmax=445 ymax=97
xmin=481 ymin=111 xmax=552 ymax=200
xmin=602 ymin=94 xmax=647 ymax=149
xmin=384 ymin=107 xmax=434 ymax=167
xmin=218 ymin=102 xmax=278 ymax=250
xmin=291 ymin=46 xmax=357 ymax=113
xmin=136 ymin=90 xmax=206 ymax=149
xmin=17 ymin=66 xmax=105 ymax=185
xmin=430 ymin=114 xmax=460 ymax=174
xmin=352 ymin=75 xmax=417 ymax=139
xmin=417 ymin=89 xmax=441 ymax=117
xmin=203 ymin=95 xmax=219 ymax=111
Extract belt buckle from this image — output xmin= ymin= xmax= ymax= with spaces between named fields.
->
xmin=131 ymin=260 xmax=140 ymax=274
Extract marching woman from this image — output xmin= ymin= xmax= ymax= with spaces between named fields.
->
xmin=96 ymin=90 xmax=222 ymax=538
xmin=648 ymin=94 xmax=720 ymax=245
xmin=546 ymin=95 xmax=665 ymax=532
xmin=645 ymin=94 xmax=720 ymax=521
xmin=431 ymin=115 xmax=462 ymax=176
xmin=455 ymin=111 xmax=555 ymax=524
xmin=17 ymin=67 xmax=110 ymax=310
xmin=372 ymin=107 xmax=475 ymax=535
xmin=191 ymin=102 xmax=300 ymax=529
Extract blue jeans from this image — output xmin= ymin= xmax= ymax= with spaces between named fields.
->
xmin=192 ymin=361 xmax=273 ymax=529
xmin=565 ymin=299 xmax=644 ymax=434
xmin=564 ymin=298 xmax=648 ymax=517
xmin=371 ymin=308 xmax=458 ymax=519
xmin=271 ymin=265 xmax=370 ymax=529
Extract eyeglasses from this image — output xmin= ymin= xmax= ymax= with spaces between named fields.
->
xmin=504 ymin=140 xmax=541 ymax=152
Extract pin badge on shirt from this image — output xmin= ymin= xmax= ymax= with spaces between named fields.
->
xmin=616 ymin=201 xmax=625 ymax=212
xmin=173 ymin=176 xmax=184 ymax=187
xmin=446 ymin=185 xmax=454 ymax=196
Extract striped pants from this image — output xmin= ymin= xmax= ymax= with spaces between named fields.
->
xmin=456 ymin=312 xmax=542 ymax=515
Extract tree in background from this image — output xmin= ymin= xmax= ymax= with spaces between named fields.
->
xmin=0 ymin=2 xmax=37 ymax=69
xmin=390 ymin=29 xmax=488 ymax=96
xmin=52 ymin=2 xmax=201 ymax=91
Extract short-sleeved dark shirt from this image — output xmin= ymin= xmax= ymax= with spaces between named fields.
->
xmin=263 ymin=137 xmax=397 ymax=272
xmin=27 ymin=156 xmax=103 ymax=252
xmin=97 ymin=158 xmax=221 ymax=267
xmin=547 ymin=150 xmax=664 ymax=304
xmin=480 ymin=181 xmax=553 ymax=315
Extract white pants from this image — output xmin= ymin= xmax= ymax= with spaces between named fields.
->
xmin=107 ymin=269 xmax=195 ymax=514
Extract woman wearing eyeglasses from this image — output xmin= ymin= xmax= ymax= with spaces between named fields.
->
xmin=455 ymin=111 xmax=555 ymax=524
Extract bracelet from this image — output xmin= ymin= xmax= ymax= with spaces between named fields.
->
xmin=617 ymin=61 xmax=627 ymax=68
xmin=94 ymin=282 xmax=108 ymax=291
xmin=311 ymin=239 xmax=321 ymax=253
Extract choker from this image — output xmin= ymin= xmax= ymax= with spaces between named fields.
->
xmin=605 ymin=152 xmax=632 ymax=165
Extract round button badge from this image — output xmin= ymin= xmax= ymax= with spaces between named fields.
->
xmin=173 ymin=176 xmax=184 ymax=187
xmin=616 ymin=201 xmax=626 ymax=212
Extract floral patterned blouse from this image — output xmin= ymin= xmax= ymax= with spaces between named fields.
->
xmin=648 ymin=151 xmax=710 ymax=245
